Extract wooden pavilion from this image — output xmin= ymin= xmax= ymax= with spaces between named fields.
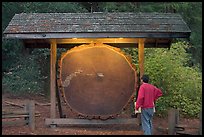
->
xmin=3 ymin=12 xmax=191 ymax=126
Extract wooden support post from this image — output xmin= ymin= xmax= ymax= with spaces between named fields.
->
xmin=175 ymin=109 xmax=179 ymax=125
xmin=29 ymin=101 xmax=35 ymax=131
xmin=199 ymin=110 xmax=202 ymax=135
xmin=25 ymin=102 xmax=29 ymax=123
xmin=138 ymin=38 xmax=144 ymax=78
xmin=50 ymin=39 xmax=57 ymax=119
xmin=168 ymin=108 xmax=179 ymax=135
xmin=25 ymin=100 xmax=35 ymax=131
xmin=137 ymin=38 xmax=145 ymax=128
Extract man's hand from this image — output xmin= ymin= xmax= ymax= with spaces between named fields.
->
xmin=135 ymin=102 xmax=139 ymax=111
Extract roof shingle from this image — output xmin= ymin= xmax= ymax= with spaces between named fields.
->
xmin=3 ymin=12 xmax=191 ymax=39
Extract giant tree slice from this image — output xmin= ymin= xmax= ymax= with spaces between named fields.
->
xmin=58 ymin=43 xmax=137 ymax=119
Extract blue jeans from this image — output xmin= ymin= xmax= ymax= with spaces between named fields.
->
xmin=141 ymin=108 xmax=154 ymax=135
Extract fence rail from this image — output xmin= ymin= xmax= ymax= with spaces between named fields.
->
xmin=168 ymin=108 xmax=202 ymax=135
xmin=2 ymin=100 xmax=38 ymax=131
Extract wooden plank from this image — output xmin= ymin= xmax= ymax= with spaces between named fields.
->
xmin=176 ymin=131 xmax=194 ymax=135
xmin=2 ymin=110 xmax=29 ymax=115
xmin=2 ymin=110 xmax=40 ymax=115
xmin=45 ymin=118 xmax=139 ymax=126
xmin=23 ymin=43 xmax=171 ymax=49
xmin=176 ymin=124 xmax=199 ymax=129
xmin=2 ymin=114 xmax=40 ymax=119
xmin=23 ymin=38 xmax=170 ymax=44
xmin=4 ymin=101 xmax=24 ymax=108
xmin=56 ymin=38 xmax=139 ymax=44
xmin=3 ymin=32 xmax=191 ymax=39
xmin=50 ymin=39 xmax=57 ymax=119
xmin=2 ymin=114 xmax=29 ymax=118
xmin=2 ymin=119 xmax=28 ymax=127
xmin=138 ymin=38 xmax=144 ymax=78
xmin=22 ymin=38 xmax=172 ymax=49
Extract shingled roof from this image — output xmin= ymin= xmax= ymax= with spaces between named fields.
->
xmin=3 ymin=12 xmax=191 ymax=39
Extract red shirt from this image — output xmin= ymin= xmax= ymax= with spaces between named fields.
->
xmin=136 ymin=83 xmax=162 ymax=110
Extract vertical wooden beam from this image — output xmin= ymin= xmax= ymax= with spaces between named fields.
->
xmin=25 ymin=100 xmax=35 ymax=131
xmin=138 ymin=38 xmax=144 ymax=78
xmin=137 ymin=38 xmax=145 ymax=128
xmin=168 ymin=108 xmax=179 ymax=135
xmin=199 ymin=110 xmax=202 ymax=135
xmin=29 ymin=101 xmax=35 ymax=131
xmin=50 ymin=39 xmax=57 ymax=118
xmin=168 ymin=108 xmax=175 ymax=135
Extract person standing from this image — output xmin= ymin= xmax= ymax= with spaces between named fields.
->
xmin=135 ymin=74 xmax=162 ymax=135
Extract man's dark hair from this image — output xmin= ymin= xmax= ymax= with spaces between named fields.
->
xmin=141 ymin=75 xmax=149 ymax=83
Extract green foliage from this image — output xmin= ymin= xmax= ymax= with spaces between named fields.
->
xmin=123 ymin=41 xmax=202 ymax=118
xmin=2 ymin=52 xmax=44 ymax=95
xmin=139 ymin=2 xmax=166 ymax=12
xmin=176 ymin=2 xmax=202 ymax=68
xmin=21 ymin=2 xmax=87 ymax=13
xmin=122 ymin=48 xmax=138 ymax=65
xmin=2 ymin=39 xmax=25 ymax=74
xmin=102 ymin=2 xmax=139 ymax=12
xmin=2 ymin=2 xmax=24 ymax=30
xmin=144 ymin=42 xmax=202 ymax=118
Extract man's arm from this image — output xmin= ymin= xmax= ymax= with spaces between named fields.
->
xmin=135 ymin=86 xmax=144 ymax=110
xmin=154 ymin=87 xmax=162 ymax=101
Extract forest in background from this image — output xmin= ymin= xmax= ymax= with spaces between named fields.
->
xmin=2 ymin=2 xmax=202 ymax=118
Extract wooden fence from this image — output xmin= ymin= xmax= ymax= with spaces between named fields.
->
xmin=168 ymin=108 xmax=202 ymax=135
xmin=2 ymin=100 xmax=39 ymax=131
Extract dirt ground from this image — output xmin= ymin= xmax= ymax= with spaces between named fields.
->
xmin=2 ymin=93 xmax=201 ymax=135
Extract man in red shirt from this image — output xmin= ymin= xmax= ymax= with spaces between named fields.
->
xmin=135 ymin=74 xmax=162 ymax=135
